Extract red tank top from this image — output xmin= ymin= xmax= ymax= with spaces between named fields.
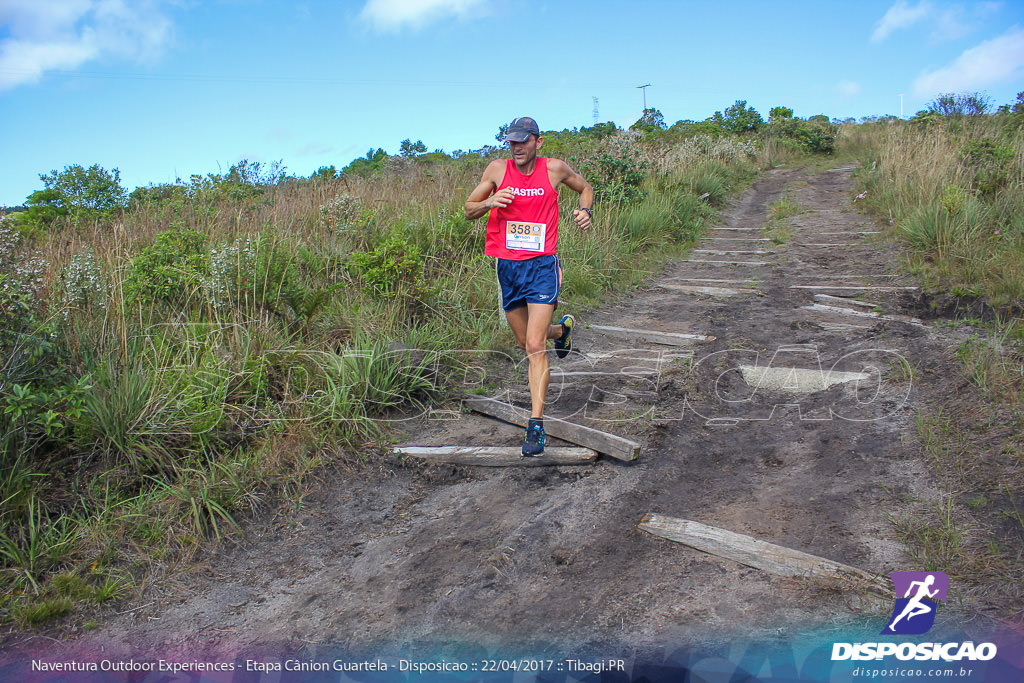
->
xmin=484 ymin=157 xmax=559 ymax=260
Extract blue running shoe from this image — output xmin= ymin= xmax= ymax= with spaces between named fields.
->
xmin=522 ymin=418 xmax=545 ymax=457
xmin=554 ymin=314 xmax=575 ymax=359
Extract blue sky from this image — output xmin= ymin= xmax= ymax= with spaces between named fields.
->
xmin=1 ymin=0 xmax=1022 ymax=207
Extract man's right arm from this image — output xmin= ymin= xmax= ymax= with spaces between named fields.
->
xmin=465 ymin=160 xmax=511 ymax=220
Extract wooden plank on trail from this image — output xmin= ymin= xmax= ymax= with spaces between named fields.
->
xmin=790 ymin=285 xmax=919 ymax=292
xmin=463 ymin=396 xmax=640 ymax=461
xmin=665 ymin=278 xmax=757 ymax=284
xmin=589 ymin=324 xmax=713 ymax=346
xmin=660 ymin=284 xmax=759 ymax=297
xmin=685 ymin=259 xmax=769 ymax=266
xmin=395 ymin=446 xmax=597 ymax=467
xmin=639 ymin=514 xmax=887 ymax=593
xmin=813 ymin=293 xmax=882 ymax=309
xmin=801 ymin=303 xmax=925 ymax=325
xmin=692 ymin=249 xmax=774 ymax=256
xmin=799 ymin=243 xmax=853 ymax=248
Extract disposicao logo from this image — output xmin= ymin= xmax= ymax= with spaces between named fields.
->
xmin=881 ymin=571 xmax=949 ymax=635
xmin=831 ymin=571 xmax=998 ymax=663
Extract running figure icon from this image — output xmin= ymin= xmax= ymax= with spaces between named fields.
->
xmin=882 ymin=571 xmax=949 ymax=635
xmin=887 ymin=574 xmax=939 ymax=631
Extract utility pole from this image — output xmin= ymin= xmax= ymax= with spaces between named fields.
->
xmin=593 ymin=96 xmax=599 ymax=125
xmin=899 ymin=94 xmax=904 ymax=119
xmin=637 ymin=83 xmax=651 ymax=112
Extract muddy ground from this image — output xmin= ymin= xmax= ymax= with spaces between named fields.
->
xmin=5 ymin=164 xmax=1018 ymax=668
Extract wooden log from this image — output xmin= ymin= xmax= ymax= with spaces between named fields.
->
xmin=639 ymin=514 xmax=887 ymax=593
xmin=463 ymin=396 xmax=640 ymax=461
xmin=395 ymin=446 xmax=598 ymax=467
xmin=589 ymin=324 xmax=713 ymax=346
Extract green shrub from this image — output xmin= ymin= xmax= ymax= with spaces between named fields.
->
xmin=577 ymin=152 xmax=647 ymax=205
xmin=766 ymin=117 xmax=837 ymax=155
xmin=959 ymin=138 xmax=1016 ymax=195
xmin=347 ymin=236 xmax=424 ymax=296
xmin=124 ymin=229 xmax=209 ymax=305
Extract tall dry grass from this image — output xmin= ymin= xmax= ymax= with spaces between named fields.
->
xmin=846 ymin=116 xmax=1024 ymax=310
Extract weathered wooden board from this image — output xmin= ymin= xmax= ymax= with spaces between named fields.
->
xmin=791 ymin=285 xmax=918 ymax=292
xmin=693 ymin=248 xmax=774 ymax=255
xmin=799 ymin=243 xmax=853 ymax=248
xmin=801 ymin=303 xmax=925 ymax=325
xmin=813 ymin=293 xmax=882 ymax=309
xmin=665 ymin=278 xmax=758 ymax=284
xmin=589 ymin=324 xmax=713 ymax=346
xmin=463 ymin=396 xmax=640 ymax=461
xmin=395 ymin=446 xmax=598 ymax=467
xmin=738 ymin=365 xmax=871 ymax=393
xmin=639 ymin=514 xmax=887 ymax=593
xmin=684 ymin=259 xmax=769 ymax=266
xmin=660 ymin=284 xmax=759 ymax=297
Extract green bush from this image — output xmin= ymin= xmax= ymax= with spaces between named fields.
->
xmin=960 ymin=138 xmax=1016 ymax=195
xmin=766 ymin=117 xmax=837 ymax=154
xmin=709 ymin=100 xmax=764 ymax=134
xmin=124 ymin=229 xmax=209 ymax=305
xmin=18 ymin=164 xmax=127 ymax=232
xmin=347 ymin=236 xmax=424 ymax=296
xmin=577 ymin=153 xmax=647 ymax=205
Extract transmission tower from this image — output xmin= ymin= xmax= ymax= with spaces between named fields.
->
xmin=593 ymin=97 xmax=599 ymax=125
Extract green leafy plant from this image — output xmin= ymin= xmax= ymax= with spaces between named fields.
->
xmin=347 ymin=235 xmax=424 ymax=296
xmin=577 ymin=153 xmax=647 ymax=205
xmin=124 ymin=228 xmax=209 ymax=305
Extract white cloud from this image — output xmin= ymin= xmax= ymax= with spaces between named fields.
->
xmin=837 ymin=81 xmax=863 ymax=99
xmin=360 ymin=0 xmax=490 ymax=32
xmin=0 ymin=0 xmax=173 ymax=91
xmin=872 ymin=1 xmax=932 ymax=42
xmin=912 ymin=25 xmax=1024 ymax=97
xmin=296 ymin=141 xmax=335 ymax=157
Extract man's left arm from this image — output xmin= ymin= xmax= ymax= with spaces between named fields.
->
xmin=550 ymin=159 xmax=593 ymax=230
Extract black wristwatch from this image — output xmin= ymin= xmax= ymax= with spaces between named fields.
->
xmin=578 ymin=207 xmax=592 ymax=217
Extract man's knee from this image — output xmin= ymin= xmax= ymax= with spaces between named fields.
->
xmin=525 ymin=338 xmax=547 ymax=357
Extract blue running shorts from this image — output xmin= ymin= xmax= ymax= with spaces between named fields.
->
xmin=496 ymin=254 xmax=562 ymax=311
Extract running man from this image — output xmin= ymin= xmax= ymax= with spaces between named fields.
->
xmin=465 ymin=116 xmax=593 ymax=456
xmin=887 ymin=574 xmax=940 ymax=631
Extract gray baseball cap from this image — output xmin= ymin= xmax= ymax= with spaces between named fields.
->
xmin=505 ymin=116 xmax=540 ymax=142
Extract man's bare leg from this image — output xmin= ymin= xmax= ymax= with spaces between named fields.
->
xmin=504 ymin=303 xmax=566 ymax=418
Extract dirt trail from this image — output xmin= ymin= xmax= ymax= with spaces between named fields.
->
xmin=8 ymin=164 xmax=988 ymax=664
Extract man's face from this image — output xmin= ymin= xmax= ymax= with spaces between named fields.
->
xmin=508 ymin=134 xmax=542 ymax=166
